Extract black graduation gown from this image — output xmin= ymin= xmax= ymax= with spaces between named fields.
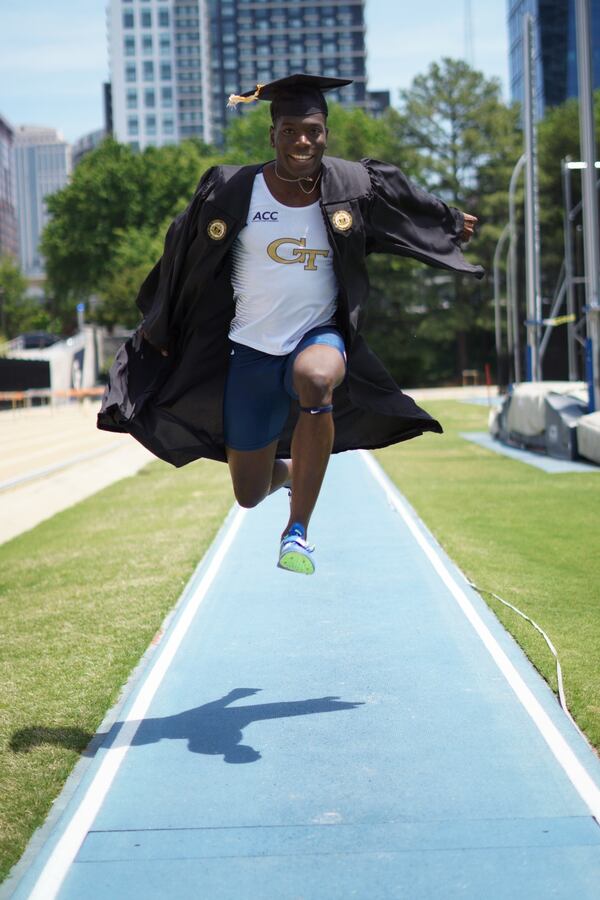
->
xmin=97 ymin=156 xmax=484 ymax=466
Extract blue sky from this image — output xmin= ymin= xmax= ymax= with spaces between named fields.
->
xmin=0 ymin=0 xmax=509 ymax=144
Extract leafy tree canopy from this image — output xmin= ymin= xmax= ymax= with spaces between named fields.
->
xmin=41 ymin=138 xmax=219 ymax=303
xmin=0 ymin=256 xmax=60 ymax=342
xmin=362 ymin=59 xmax=522 ymax=381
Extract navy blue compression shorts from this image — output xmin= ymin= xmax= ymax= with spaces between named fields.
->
xmin=223 ymin=324 xmax=346 ymax=451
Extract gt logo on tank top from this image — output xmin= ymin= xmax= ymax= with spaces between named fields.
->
xmin=267 ymin=237 xmax=330 ymax=270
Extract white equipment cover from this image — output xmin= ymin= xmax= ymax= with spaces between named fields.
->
xmin=577 ymin=411 xmax=600 ymax=465
xmin=488 ymin=405 xmax=500 ymax=437
xmin=7 ymin=326 xmax=96 ymax=392
xmin=506 ymin=381 xmax=588 ymax=436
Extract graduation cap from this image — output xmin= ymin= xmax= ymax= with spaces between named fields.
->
xmin=227 ymin=73 xmax=353 ymax=120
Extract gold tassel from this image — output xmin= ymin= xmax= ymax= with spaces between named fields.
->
xmin=226 ymin=84 xmax=264 ymax=109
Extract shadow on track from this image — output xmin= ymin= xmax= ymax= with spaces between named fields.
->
xmin=10 ymin=689 xmax=364 ymax=764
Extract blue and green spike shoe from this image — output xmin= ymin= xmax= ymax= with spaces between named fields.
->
xmin=277 ymin=522 xmax=315 ymax=575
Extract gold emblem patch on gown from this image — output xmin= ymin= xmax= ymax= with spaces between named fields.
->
xmin=207 ymin=219 xmax=227 ymax=240
xmin=331 ymin=210 xmax=353 ymax=232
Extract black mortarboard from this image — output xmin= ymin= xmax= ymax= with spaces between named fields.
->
xmin=227 ymin=73 xmax=353 ymax=120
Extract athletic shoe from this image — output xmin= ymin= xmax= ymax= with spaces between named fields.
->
xmin=277 ymin=522 xmax=315 ymax=575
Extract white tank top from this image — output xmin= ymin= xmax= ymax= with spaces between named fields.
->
xmin=229 ymin=172 xmax=338 ymax=355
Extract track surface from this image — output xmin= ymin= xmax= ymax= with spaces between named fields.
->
xmin=7 ymin=451 xmax=600 ymax=899
xmin=0 ymin=404 xmax=152 ymax=544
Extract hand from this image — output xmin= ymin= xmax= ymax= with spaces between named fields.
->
xmin=461 ymin=213 xmax=478 ymax=242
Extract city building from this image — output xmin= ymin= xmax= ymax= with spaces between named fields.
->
xmin=208 ymin=0 xmax=367 ymax=143
xmin=366 ymin=89 xmax=390 ymax=119
xmin=0 ymin=115 xmax=19 ymax=259
xmin=72 ymin=128 xmax=110 ymax=167
xmin=107 ymin=0 xmax=213 ymax=150
xmin=508 ymin=0 xmax=600 ymax=118
xmin=14 ymin=126 xmax=72 ymax=278
xmin=107 ymin=0 xmax=369 ymax=149
xmin=103 ymin=81 xmax=114 ymax=134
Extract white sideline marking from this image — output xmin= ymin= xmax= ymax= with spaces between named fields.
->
xmin=0 ymin=442 xmax=123 ymax=493
xmin=360 ymin=449 xmax=600 ymax=823
xmin=27 ymin=505 xmax=246 ymax=900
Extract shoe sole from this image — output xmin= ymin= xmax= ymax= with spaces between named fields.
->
xmin=277 ymin=549 xmax=315 ymax=575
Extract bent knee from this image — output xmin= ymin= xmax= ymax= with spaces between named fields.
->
xmin=294 ymin=369 xmax=337 ymax=406
xmin=230 ymin=477 xmax=271 ymax=508
xmin=226 ymin=445 xmax=277 ymax=509
xmin=233 ymin=487 xmax=265 ymax=509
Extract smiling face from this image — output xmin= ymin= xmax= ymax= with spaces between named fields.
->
xmin=270 ymin=113 xmax=328 ymax=180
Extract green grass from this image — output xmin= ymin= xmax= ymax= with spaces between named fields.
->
xmin=375 ymin=400 xmax=600 ymax=753
xmin=0 ymin=458 xmax=234 ymax=883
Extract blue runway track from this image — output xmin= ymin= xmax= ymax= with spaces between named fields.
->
xmin=6 ymin=451 xmax=600 ymax=899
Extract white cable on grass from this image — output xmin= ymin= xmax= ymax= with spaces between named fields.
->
xmin=381 ymin=475 xmax=584 ymax=741
xmin=380 ymin=475 xmax=584 ymax=740
xmin=465 ymin=579 xmax=588 ymax=742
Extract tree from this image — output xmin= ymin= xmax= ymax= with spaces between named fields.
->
xmin=40 ymin=138 xmax=220 ymax=329
xmin=386 ymin=59 xmax=522 ymax=378
xmin=326 ymin=105 xmax=418 ymax=169
xmin=222 ymin=104 xmax=273 ymax=163
xmin=0 ymin=256 xmax=57 ymax=341
xmin=41 ymin=139 xmax=142 ymax=303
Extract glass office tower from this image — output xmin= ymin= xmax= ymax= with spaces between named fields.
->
xmin=0 ymin=115 xmax=18 ymax=259
xmin=208 ymin=0 xmax=367 ymax=143
xmin=508 ymin=0 xmax=600 ymax=118
xmin=13 ymin=127 xmax=71 ymax=278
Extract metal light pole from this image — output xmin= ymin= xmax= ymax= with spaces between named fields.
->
xmin=506 ymin=246 xmax=515 ymax=383
xmin=493 ymin=223 xmax=511 ymax=388
xmin=575 ymin=0 xmax=600 ymax=412
xmin=523 ymin=13 xmax=542 ymax=381
xmin=509 ymin=154 xmax=526 ymax=384
xmin=561 ymin=159 xmax=579 ymax=381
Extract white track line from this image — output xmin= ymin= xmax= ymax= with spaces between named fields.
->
xmin=360 ymin=449 xmax=600 ymax=824
xmin=27 ymin=505 xmax=246 ymax=900
xmin=0 ymin=442 xmax=123 ymax=492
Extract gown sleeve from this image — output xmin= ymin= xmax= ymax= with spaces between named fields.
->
xmin=361 ymin=158 xmax=484 ymax=279
xmin=136 ymin=166 xmax=220 ymax=350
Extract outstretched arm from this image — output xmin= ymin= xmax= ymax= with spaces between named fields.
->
xmin=361 ymin=158 xmax=484 ymax=279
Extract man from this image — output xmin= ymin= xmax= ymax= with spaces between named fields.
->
xmin=98 ymin=74 xmax=482 ymax=575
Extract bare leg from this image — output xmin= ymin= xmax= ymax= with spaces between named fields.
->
xmin=269 ymin=458 xmax=292 ymax=495
xmin=286 ymin=411 xmax=333 ymax=533
xmin=283 ymin=344 xmax=345 ymax=537
xmin=226 ymin=441 xmax=292 ymax=508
